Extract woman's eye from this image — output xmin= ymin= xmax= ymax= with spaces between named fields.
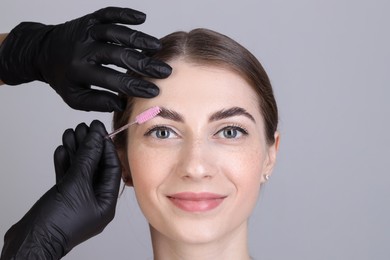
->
xmin=145 ymin=126 xmax=178 ymax=139
xmin=215 ymin=126 xmax=248 ymax=139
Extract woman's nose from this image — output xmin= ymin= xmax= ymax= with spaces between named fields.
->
xmin=176 ymin=139 xmax=216 ymax=181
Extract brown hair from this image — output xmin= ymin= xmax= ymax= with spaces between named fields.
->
xmin=113 ymin=28 xmax=278 ymax=155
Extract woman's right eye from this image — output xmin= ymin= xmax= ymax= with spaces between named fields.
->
xmin=144 ymin=126 xmax=179 ymax=139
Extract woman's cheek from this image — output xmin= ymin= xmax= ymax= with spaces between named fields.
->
xmin=128 ymin=142 xmax=179 ymax=186
xmin=220 ymin=145 xmax=263 ymax=185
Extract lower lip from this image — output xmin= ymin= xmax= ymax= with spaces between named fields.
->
xmin=168 ymin=196 xmax=225 ymax=212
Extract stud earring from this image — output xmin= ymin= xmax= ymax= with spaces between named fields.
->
xmin=264 ymin=174 xmax=270 ymax=181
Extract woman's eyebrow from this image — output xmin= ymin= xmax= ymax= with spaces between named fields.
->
xmin=209 ymin=107 xmax=256 ymax=123
xmin=157 ymin=107 xmax=185 ymax=122
xmin=156 ymin=106 xmax=255 ymax=123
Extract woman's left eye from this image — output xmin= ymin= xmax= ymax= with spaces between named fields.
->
xmin=215 ymin=126 xmax=248 ymax=139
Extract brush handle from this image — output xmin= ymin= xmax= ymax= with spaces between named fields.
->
xmin=105 ymin=121 xmax=136 ymax=139
xmin=106 ymin=106 xmax=161 ymax=139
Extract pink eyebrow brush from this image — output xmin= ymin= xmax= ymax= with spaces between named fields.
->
xmin=106 ymin=106 xmax=161 ymax=139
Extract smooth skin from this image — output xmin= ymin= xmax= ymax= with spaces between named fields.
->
xmin=122 ymin=59 xmax=279 ymax=260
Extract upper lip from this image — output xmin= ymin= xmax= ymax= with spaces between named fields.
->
xmin=167 ymin=192 xmax=227 ymax=200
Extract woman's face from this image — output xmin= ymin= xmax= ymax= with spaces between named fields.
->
xmin=125 ymin=59 xmax=278 ymax=244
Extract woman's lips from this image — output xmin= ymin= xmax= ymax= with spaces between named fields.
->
xmin=167 ymin=192 xmax=227 ymax=212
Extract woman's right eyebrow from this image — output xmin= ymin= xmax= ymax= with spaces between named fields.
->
xmin=157 ymin=107 xmax=185 ymax=122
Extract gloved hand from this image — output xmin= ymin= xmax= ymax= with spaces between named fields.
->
xmin=0 ymin=6 xmax=172 ymax=112
xmin=1 ymin=120 xmax=121 ymax=259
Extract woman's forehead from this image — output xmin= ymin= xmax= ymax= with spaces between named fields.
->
xmin=132 ymin=60 xmax=262 ymax=120
xmin=162 ymin=62 xmax=255 ymax=101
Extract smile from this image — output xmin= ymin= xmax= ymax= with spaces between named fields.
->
xmin=167 ymin=192 xmax=227 ymax=212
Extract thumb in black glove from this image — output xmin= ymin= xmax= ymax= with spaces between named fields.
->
xmin=0 ymin=6 xmax=172 ymax=112
xmin=1 ymin=120 xmax=121 ymax=259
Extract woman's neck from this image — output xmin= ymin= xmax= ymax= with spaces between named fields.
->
xmin=150 ymin=222 xmax=251 ymax=260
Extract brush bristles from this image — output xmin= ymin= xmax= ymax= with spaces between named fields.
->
xmin=135 ymin=106 xmax=161 ymax=124
xmin=105 ymin=106 xmax=161 ymax=139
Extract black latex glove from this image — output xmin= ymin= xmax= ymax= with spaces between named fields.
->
xmin=0 ymin=7 xmax=172 ymax=112
xmin=1 ymin=120 xmax=121 ymax=259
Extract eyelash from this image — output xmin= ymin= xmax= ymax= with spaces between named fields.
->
xmin=144 ymin=124 xmax=249 ymax=139
xmin=215 ymin=124 xmax=249 ymax=137
xmin=144 ymin=125 xmax=179 ymax=138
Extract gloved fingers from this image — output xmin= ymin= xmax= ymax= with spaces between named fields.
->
xmin=63 ymin=87 xmax=126 ymax=112
xmin=53 ymin=145 xmax=70 ymax=183
xmin=92 ymin=7 xmax=146 ymax=25
xmin=62 ymin=128 xmax=78 ymax=156
xmin=62 ymin=122 xmax=88 ymax=155
xmin=55 ymin=127 xmax=81 ymax=183
xmin=91 ymin=24 xmax=162 ymax=51
xmin=70 ymin=129 xmax=104 ymax=182
xmin=89 ymin=120 xmax=109 ymax=137
xmin=89 ymin=120 xmax=121 ymax=209
xmin=59 ymin=121 xmax=106 ymax=187
xmin=94 ymin=137 xmax=121 ymax=214
xmin=74 ymin=122 xmax=89 ymax=145
xmin=91 ymin=43 xmax=171 ymax=78
xmin=80 ymin=65 xmax=160 ymax=98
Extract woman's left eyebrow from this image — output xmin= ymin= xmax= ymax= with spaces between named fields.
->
xmin=209 ymin=107 xmax=256 ymax=123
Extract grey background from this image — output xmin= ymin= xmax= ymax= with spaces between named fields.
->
xmin=1 ymin=0 xmax=389 ymax=259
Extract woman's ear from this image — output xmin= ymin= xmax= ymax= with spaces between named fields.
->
xmin=261 ymin=131 xmax=280 ymax=183
xmin=117 ymin=149 xmax=133 ymax=186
